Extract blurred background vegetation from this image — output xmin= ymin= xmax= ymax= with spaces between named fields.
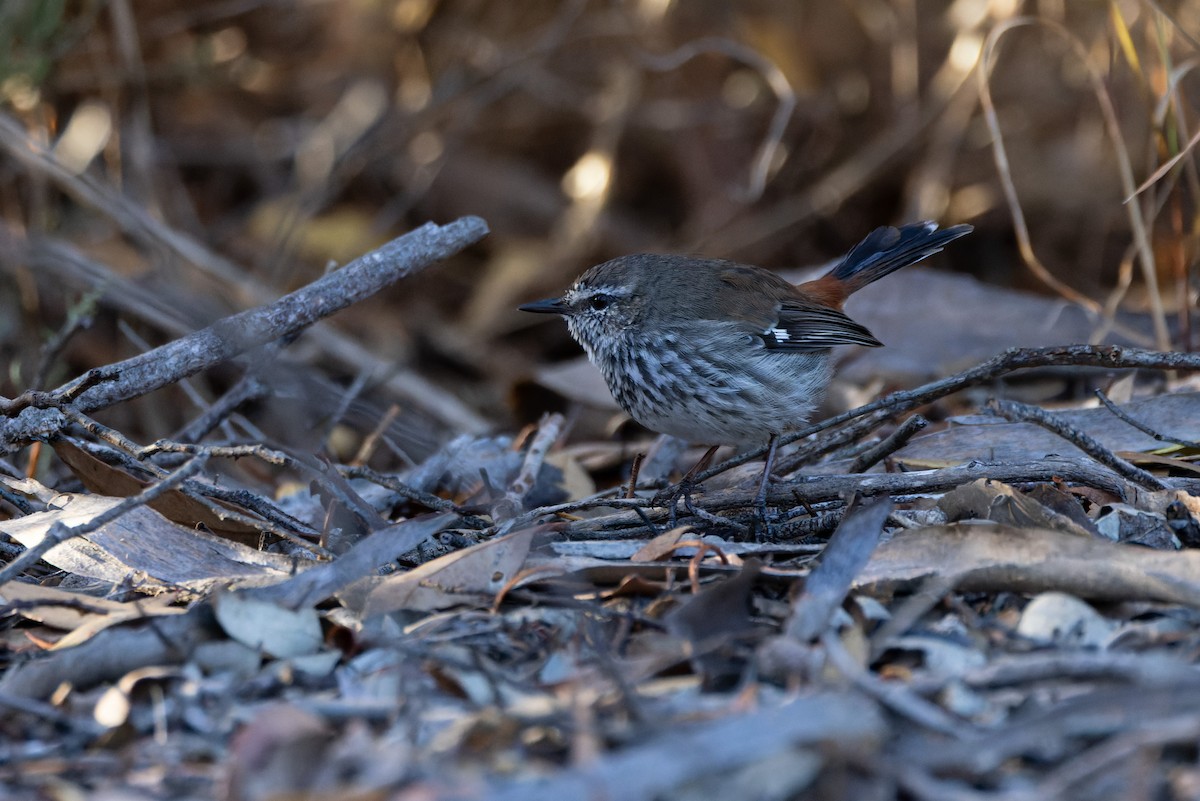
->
xmin=0 ymin=0 xmax=1196 ymax=467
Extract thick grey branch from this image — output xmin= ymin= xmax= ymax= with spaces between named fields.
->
xmin=2 ymin=217 xmax=488 ymax=446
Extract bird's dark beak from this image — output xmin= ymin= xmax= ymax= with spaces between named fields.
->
xmin=519 ymin=297 xmax=570 ymax=315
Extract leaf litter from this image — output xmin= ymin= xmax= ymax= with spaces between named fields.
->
xmin=7 ymin=339 xmax=1200 ymax=800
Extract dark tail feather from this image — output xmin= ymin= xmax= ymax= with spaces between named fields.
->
xmin=827 ymin=221 xmax=973 ymax=295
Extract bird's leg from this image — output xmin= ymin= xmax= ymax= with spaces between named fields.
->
xmin=654 ymin=444 xmax=719 ymax=527
xmin=752 ymin=434 xmax=780 ymax=537
xmin=625 ymin=451 xmax=646 ymax=499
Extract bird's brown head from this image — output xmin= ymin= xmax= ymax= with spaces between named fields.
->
xmin=519 ymin=256 xmax=671 ymax=359
xmin=519 ymin=254 xmax=795 ymax=354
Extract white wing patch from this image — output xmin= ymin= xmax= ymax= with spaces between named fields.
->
xmin=762 ymin=322 xmax=881 ymax=349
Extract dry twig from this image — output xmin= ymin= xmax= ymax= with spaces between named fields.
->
xmin=0 ymin=216 xmax=488 ymax=449
xmin=988 ymin=398 xmax=1169 ymax=491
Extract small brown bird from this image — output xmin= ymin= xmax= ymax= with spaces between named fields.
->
xmin=520 ymin=221 xmax=972 ymax=514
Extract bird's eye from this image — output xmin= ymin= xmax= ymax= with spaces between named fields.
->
xmin=588 ymin=295 xmax=610 ymax=311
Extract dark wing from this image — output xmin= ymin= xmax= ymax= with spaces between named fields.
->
xmin=759 ymin=298 xmax=882 ymax=350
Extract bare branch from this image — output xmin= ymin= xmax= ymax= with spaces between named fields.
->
xmin=0 ymin=217 xmax=488 ymax=447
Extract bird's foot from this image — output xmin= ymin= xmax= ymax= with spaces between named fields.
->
xmin=750 ymin=434 xmax=781 ymax=540
xmin=651 ymin=444 xmax=720 ymax=528
xmin=652 ymin=477 xmax=700 ymax=528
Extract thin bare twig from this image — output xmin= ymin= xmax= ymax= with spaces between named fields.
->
xmin=1094 ymin=389 xmax=1200 ymax=450
xmin=493 ymin=413 xmax=565 ymax=525
xmin=772 ymin=410 xmax=894 ymax=476
xmin=352 ymin=404 xmax=402 ymax=466
xmin=849 ymin=414 xmax=928 ymax=473
xmin=341 ymin=463 xmax=457 ymax=513
xmin=171 ymin=374 xmax=269 ymax=444
xmin=988 ymin=398 xmax=1169 ymax=491
xmin=978 ymin=17 xmax=1169 ymax=348
xmin=30 ymin=292 xmax=100 ymax=391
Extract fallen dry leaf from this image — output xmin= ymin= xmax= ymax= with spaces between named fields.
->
xmin=363 ymin=527 xmax=536 ymax=616
xmin=0 ymin=493 xmax=299 ymax=590
xmin=630 ymin=525 xmax=694 ymax=562
xmin=938 ymin=478 xmax=1094 ymax=538
xmin=213 ymin=590 xmax=325 ymax=659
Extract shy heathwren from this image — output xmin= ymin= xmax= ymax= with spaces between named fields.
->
xmin=521 ymin=221 xmax=972 ymax=455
